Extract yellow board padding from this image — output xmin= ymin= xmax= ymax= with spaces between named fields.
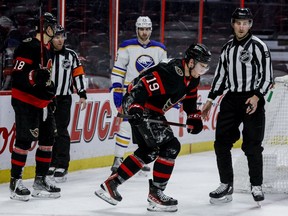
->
xmin=0 ymin=140 xmax=242 ymax=184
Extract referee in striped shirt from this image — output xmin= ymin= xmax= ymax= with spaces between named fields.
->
xmin=202 ymin=8 xmax=273 ymax=204
xmin=48 ymin=25 xmax=87 ymax=182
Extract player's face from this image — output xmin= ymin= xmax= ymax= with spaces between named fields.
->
xmin=232 ymin=19 xmax=251 ymax=40
xmin=52 ymin=33 xmax=65 ymax=51
xmin=137 ymin=27 xmax=152 ymax=42
xmin=192 ymin=62 xmax=209 ymax=78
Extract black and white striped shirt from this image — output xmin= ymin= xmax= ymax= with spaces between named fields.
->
xmin=51 ymin=46 xmax=86 ymax=96
xmin=208 ymin=33 xmax=273 ymax=100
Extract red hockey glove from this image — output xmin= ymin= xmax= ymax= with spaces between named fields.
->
xmin=186 ymin=110 xmax=203 ymax=134
xmin=128 ymin=104 xmax=144 ymax=126
xmin=29 ymin=69 xmax=51 ymax=87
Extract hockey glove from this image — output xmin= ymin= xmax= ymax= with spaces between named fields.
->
xmin=186 ymin=110 xmax=203 ymax=134
xmin=111 ymin=82 xmax=123 ymax=108
xmin=128 ymin=105 xmax=144 ymax=126
xmin=29 ymin=69 xmax=51 ymax=87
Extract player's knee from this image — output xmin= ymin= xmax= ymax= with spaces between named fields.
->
xmin=159 ymin=138 xmax=181 ymax=159
xmin=15 ymin=140 xmax=32 ymax=150
xmin=134 ymin=148 xmax=158 ymax=164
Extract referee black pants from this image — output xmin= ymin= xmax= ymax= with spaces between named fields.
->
xmin=51 ymin=95 xmax=72 ymax=170
xmin=214 ymin=92 xmax=265 ymax=186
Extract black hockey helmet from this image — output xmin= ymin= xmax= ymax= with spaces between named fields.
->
xmin=185 ymin=43 xmax=211 ymax=64
xmin=36 ymin=12 xmax=57 ymax=33
xmin=231 ymin=8 xmax=253 ymax=23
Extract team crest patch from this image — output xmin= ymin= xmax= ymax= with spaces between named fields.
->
xmin=30 ymin=128 xmax=39 ymax=138
xmin=174 ymin=66 xmax=183 ymax=76
xmin=239 ymin=50 xmax=251 ymax=63
xmin=136 ymin=55 xmax=155 ymax=73
xmin=62 ymin=59 xmax=71 ymax=70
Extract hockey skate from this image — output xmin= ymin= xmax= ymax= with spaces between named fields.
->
xmin=54 ymin=168 xmax=68 ymax=183
xmin=209 ymin=183 xmax=233 ymax=204
xmin=147 ymin=179 xmax=178 ymax=212
xmin=32 ymin=176 xmax=61 ymax=199
xmin=46 ymin=167 xmax=56 ymax=181
xmin=95 ymin=174 xmax=122 ymax=205
xmin=10 ymin=177 xmax=31 ymax=201
xmin=110 ymin=157 xmax=123 ymax=175
xmin=251 ymin=185 xmax=264 ymax=206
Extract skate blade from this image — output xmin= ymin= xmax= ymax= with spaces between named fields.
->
xmin=10 ymin=192 xmax=30 ymax=202
xmin=54 ymin=176 xmax=67 ymax=183
xmin=210 ymin=195 xmax=232 ymax=204
xmin=94 ymin=188 xmax=118 ymax=206
xmin=32 ymin=190 xmax=61 ymax=199
xmin=147 ymin=202 xmax=177 ymax=212
xmin=138 ymin=170 xmax=149 ymax=177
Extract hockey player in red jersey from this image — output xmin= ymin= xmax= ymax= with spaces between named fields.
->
xmin=95 ymin=43 xmax=211 ymax=212
xmin=9 ymin=12 xmax=60 ymax=201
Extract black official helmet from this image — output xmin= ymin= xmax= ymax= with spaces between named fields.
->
xmin=185 ymin=43 xmax=211 ymax=64
xmin=231 ymin=8 xmax=253 ymax=25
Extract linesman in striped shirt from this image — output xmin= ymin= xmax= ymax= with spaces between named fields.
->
xmin=202 ymin=8 xmax=273 ymax=204
xmin=47 ymin=25 xmax=87 ymax=182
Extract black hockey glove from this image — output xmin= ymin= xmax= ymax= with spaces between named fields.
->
xmin=128 ymin=105 xmax=144 ymax=126
xmin=186 ymin=110 xmax=203 ymax=134
xmin=29 ymin=69 xmax=51 ymax=87
xmin=48 ymin=97 xmax=57 ymax=113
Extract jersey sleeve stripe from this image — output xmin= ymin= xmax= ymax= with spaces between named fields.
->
xmin=15 ymin=57 xmax=33 ymax=65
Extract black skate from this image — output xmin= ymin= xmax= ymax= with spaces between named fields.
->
xmin=32 ymin=176 xmax=61 ymax=199
xmin=46 ymin=167 xmax=56 ymax=181
xmin=110 ymin=157 xmax=123 ymax=175
xmin=147 ymin=179 xmax=178 ymax=212
xmin=10 ymin=177 xmax=31 ymax=201
xmin=95 ymin=174 xmax=122 ymax=205
xmin=209 ymin=183 xmax=233 ymax=204
xmin=251 ymin=185 xmax=264 ymax=205
xmin=54 ymin=168 xmax=68 ymax=183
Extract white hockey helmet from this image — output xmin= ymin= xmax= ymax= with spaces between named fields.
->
xmin=135 ymin=16 xmax=152 ymax=30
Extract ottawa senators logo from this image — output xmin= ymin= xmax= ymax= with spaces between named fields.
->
xmin=30 ymin=128 xmax=39 ymax=138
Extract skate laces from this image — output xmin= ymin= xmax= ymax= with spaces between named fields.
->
xmin=15 ymin=179 xmax=28 ymax=192
xmin=251 ymin=186 xmax=263 ymax=195
xmin=213 ymin=183 xmax=229 ymax=194
xmin=156 ymin=189 xmax=172 ymax=201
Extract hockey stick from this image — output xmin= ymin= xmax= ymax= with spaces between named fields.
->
xmin=117 ymin=113 xmax=188 ymax=128
xmin=39 ymin=0 xmax=44 ymax=67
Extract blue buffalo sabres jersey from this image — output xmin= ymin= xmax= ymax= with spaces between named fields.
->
xmin=111 ymin=38 xmax=167 ymax=89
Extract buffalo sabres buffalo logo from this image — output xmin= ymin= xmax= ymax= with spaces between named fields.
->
xmin=239 ymin=50 xmax=252 ymax=63
xmin=62 ymin=59 xmax=71 ymax=70
xmin=136 ymin=55 xmax=155 ymax=73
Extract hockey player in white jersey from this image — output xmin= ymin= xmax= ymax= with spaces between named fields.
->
xmin=110 ymin=16 xmax=167 ymax=175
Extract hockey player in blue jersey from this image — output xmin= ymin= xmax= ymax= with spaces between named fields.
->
xmin=110 ymin=16 xmax=167 ymax=175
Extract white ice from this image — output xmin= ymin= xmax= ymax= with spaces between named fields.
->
xmin=1 ymin=149 xmax=288 ymax=216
